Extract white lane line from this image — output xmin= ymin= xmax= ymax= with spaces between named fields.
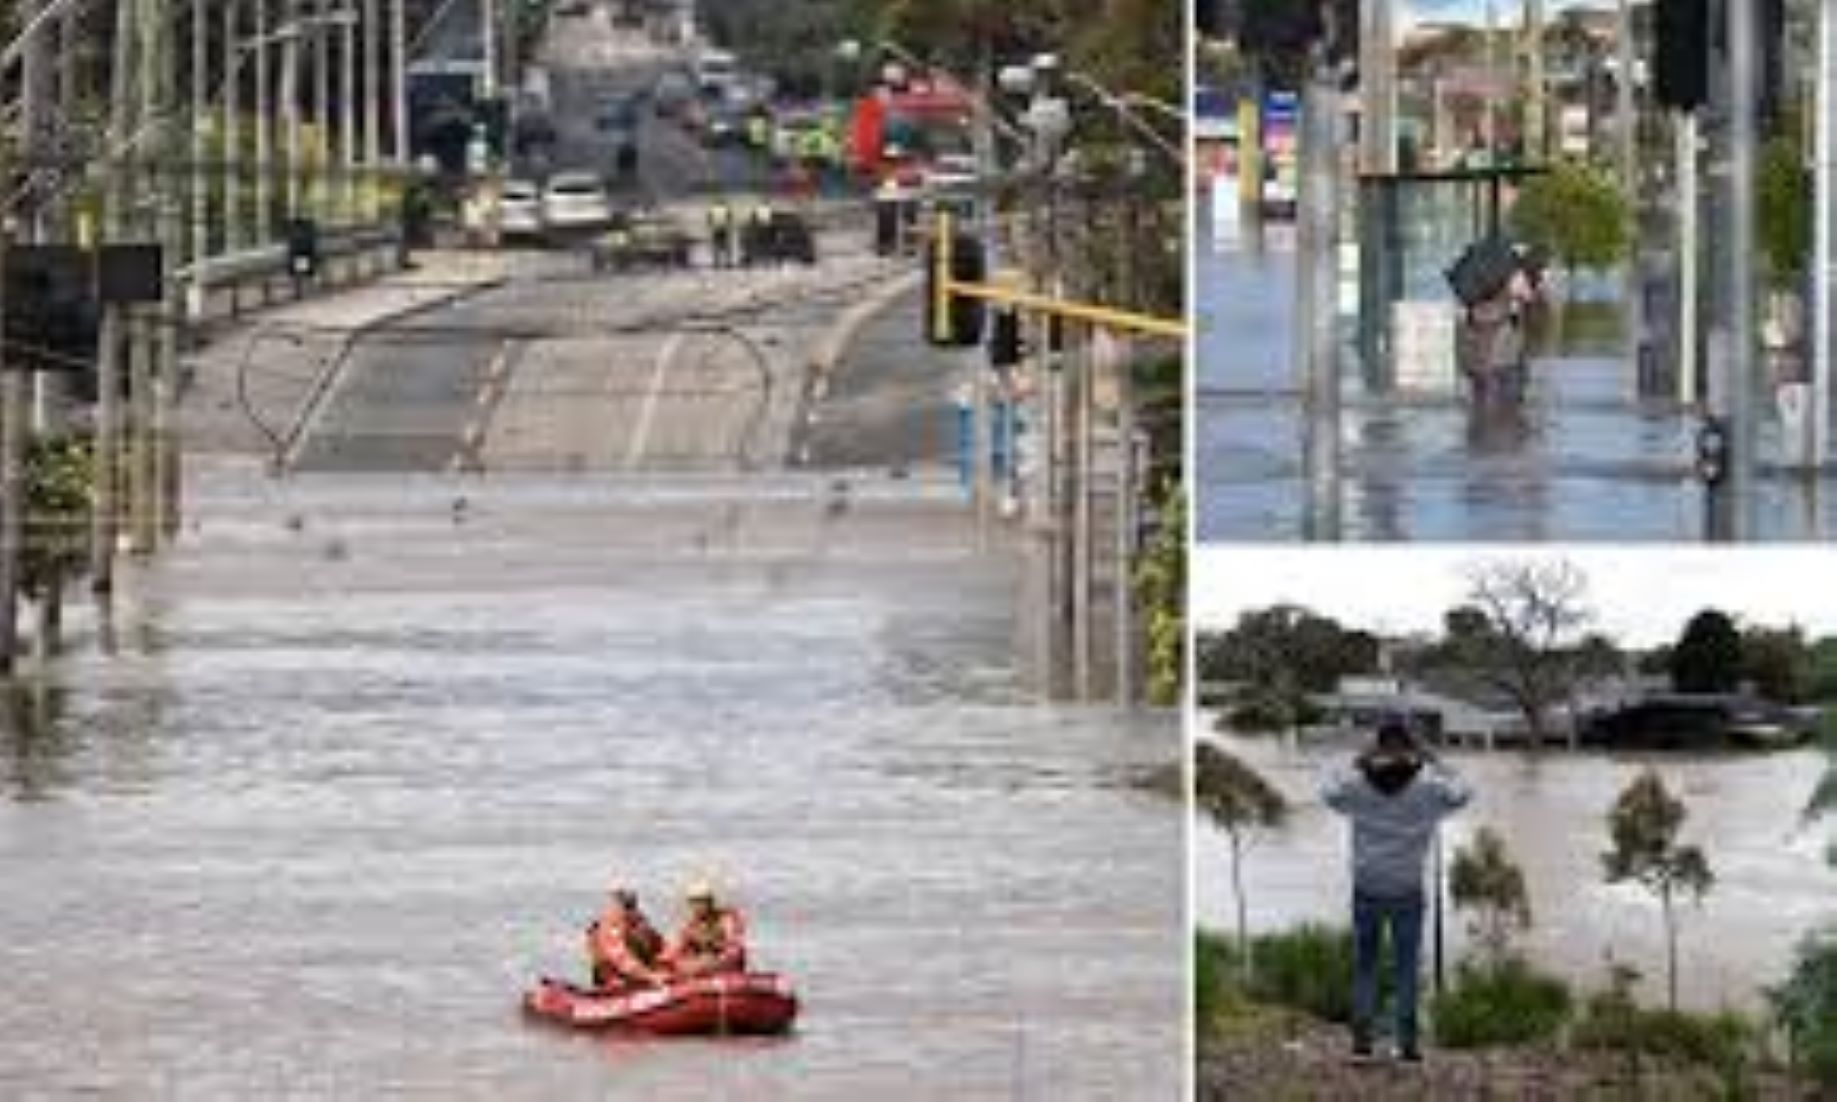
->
xmin=625 ymin=332 xmax=686 ymax=471
xmin=449 ymin=341 xmax=518 ymax=474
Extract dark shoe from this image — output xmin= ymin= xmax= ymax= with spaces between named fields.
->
xmin=1349 ymin=1030 xmax=1376 ymax=1064
xmin=1397 ymin=1046 xmax=1423 ymax=1065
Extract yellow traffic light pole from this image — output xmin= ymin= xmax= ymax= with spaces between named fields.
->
xmin=932 ymin=211 xmax=1186 ymax=342
xmin=929 ymin=211 xmax=1181 ymax=704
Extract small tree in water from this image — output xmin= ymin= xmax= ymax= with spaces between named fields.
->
xmin=1601 ymin=770 xmax=1714 ymax=1011
xmin=1449 ymin=826 xmax=1532 ymax=968
xmin=1195 ymin=742 xmax=1289 ymax=983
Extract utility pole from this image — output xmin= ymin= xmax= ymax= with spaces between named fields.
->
xmin=225 ymin=0 xmax=244 ymax=253
xmin=394 ymin=0 xmax=410 ymax=167
xmin=93 ymin=0 xmax=142 ymax=596
xmin=1814 ymin=0 xmax=1835 ymax=470
xmin=1302 ymin=65 xmax=1343 ymax=540
xmin=129 ymin=0 xmax=174 ymax=555
xmin=1713 ymin=0 xmax=1761 ymax=540
xmin=482 ymin=0 xmax=500 ymax=102
xmin=193 ymin=0 xmax=210 ymax=279
xmin=1526 ymin=0 xmax=1547 ymax=160
xmin=0 ymin=2 xmax=44 ymax=678
xmin=284 ymin=0 xmax=303 ymax=217
xmin=1677 ymin=108 xmax=1700 ymax=405
xmin=256 ymin=0 xmax=274 ymax=244
xmin=342 ymin=0 xmax=358 ymax=223
xmin=1360 ymin=0 xmax=1397 ymax=173
xmin=1616 ymin=0 xmax=1643 ymax=385
xmin=971 ymin=46 xmax=998 ymax=549
xmin=364 ymin=0 xmax=382 ymax=219
xmin=312 ymin=0 xmax=331 ymax=218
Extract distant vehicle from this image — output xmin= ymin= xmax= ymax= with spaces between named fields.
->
xmin=498 ymin=179 xmax=544 ymax=242
xmin=591 ymin=210 xmax=695 ymax=272
xmin=849 ymin=76 xmax=974 ymax=184
xmin=1580 ymin=695 xmax=1817 ymax=751
xmin=694 ymin=48 xmax=738 ymax=96
xmin=554 ymin=0 xmax=591 ymax=16
xmin=922 ymin=152 xmax=979 ymax=196
xmin=653 ymin=71 xmax=696 ymax=118
xmin=541 ymin=172 xmax=614 ymax=233
xmin=597 ymin=95 xmax=641 ymax=132
xmin=742 ymin=210 xmax=817 ymax=267
xmin=702 ymin=101 xmax=748 ymax=147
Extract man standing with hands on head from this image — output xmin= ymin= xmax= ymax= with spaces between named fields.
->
xmin=1321 ymin=720 xmax=1472 ymax=1065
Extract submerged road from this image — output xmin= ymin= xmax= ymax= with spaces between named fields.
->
xmin=0 ymin=466 xmax=1184 ymax=1098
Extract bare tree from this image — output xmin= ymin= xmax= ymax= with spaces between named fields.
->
xmin=1453 ymin=559 xmax=1595 ymax=746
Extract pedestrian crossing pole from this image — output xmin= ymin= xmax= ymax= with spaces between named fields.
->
xmin=1712 ymin=0 xmax=1760 ymax=541
xmin=1814 ymin=0 xmax=1836 ymax=470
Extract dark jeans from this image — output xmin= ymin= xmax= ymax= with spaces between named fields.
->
xmin=1352 ymin=890 xmax=1425 ymax=1051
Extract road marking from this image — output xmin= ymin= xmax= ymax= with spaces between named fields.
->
xmin=449 ymin=341 xmax=520 ymax=475
xmin=626 ymin=332 xmax=686 ymax=471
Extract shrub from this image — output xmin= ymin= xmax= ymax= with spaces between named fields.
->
xmin=1573 ymin=968 xmax=1759 ymax=1082
xmin=1239 ymin=923 xmax=1361 ymax=1023
xmin=1770 ymin=933 xmax=1837 ymax=1087
xmin=1195 ymin=928 xmax=1233 ymax=1028
xmin=1430 ymin=957 xmax=1573 ymax=1049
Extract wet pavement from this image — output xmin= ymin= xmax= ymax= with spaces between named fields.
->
xmin=1193 ymin=728 xmax=1837 ymax=1013
xmin=0 ymin=461 xmax=1182 ymax=1098
xmin=1197 ymin=207 xmax=1837 ymax=541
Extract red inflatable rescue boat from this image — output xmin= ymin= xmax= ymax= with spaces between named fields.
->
xmin=522 ymin=972 xmax=799 ymax=1036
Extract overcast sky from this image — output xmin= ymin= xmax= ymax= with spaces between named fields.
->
xmin=1193 ymin=547 xmax=1837 ymax=646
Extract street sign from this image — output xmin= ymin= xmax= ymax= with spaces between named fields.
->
xmin=3 ymin=244 xmax=165 ymax=373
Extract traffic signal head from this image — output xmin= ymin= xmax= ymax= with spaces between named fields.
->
xmin=1695 ymin=414 xmax=1728 ymax=485
xmin=1654 ymin=0 xmax=1710 ymax=112
xmin=286 ymin=218 xmax=321 ymax=280
xmin=924 ymin=229 xmax=986 ymax=348
xmin=988 ymin=309 xmax=1023 ymax=368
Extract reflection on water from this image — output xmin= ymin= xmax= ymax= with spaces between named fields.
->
xmin=1194 ymin=726 xmax=1837 ymax=1012
xmin=0 ymin=464 xmax=1181 ymax=1098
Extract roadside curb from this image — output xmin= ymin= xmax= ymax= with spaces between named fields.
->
xmin=275 ymin=274 xmax=509 ymax=472
xmin=792 ymin=269 xmax=923 ymax=465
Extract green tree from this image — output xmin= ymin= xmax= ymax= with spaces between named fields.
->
xmin=1510 ymin=160 xmax=1630 ymax=272
xmin=1449 ymin=826 xmax=1532 ymax=967
xmin=1739 ymin=624 xmax=1810 ymax=704
xmin=1136 ymin=485 xmax=1185 ymax=707
xmin=1670 ymin=609 xmax=1743 ymax=695
xmin=1195 ymin=741 xmax=1289 ymax=983
xmin=1203 ymin=605 xmax=1379 ymax=734
xmin=1758 ymin=114 xmax=1811 ymax=292
xmin=1602 ymin=770 xmax=1715 ymax=1012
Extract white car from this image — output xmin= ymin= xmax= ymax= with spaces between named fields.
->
xmin=498 ymin=179 xmax=544 ymax=242
xmin=541 ymin=172 xmax=613 ymax=233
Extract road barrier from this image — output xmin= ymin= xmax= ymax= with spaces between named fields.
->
xmin=179 ymin=223 xmax=405 ymax=330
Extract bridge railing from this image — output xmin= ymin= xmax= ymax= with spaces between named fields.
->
xmin=179 ymin=223 xmax=405 ymax=331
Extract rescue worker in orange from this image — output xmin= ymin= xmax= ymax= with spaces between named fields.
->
xmin=660 ymin=879 xmax=748 ymax=978
xmin=585 ymin=886 xmax=667 ymax=990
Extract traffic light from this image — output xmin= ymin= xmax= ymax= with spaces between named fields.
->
xmin=988 ymin=308 xmax=1022 ymax=369
xmin=286 ymin=218 xmax=321 ymax=281
xmin=924 ymin=229 xmax=986 ymax=348
xmin=1654 ymin=0 xmax=1709 ymax=112
xmin=1695 ymin=415 xmax=1729 ymax=486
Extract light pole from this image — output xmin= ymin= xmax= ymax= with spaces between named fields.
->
xmin=1814 ymin=0 xmax=1835 ymax=471
xmin=257 ymin=0 xmax=273 ymax=243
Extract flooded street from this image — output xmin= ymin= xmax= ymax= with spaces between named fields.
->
xmin=1196 ymin=207 xmax=1837 ymax=541
xmin=1194 ymin=727 xmax=1836 ymax=1013
xmin=0 ymin=460 xmax=1181 ymax=1099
